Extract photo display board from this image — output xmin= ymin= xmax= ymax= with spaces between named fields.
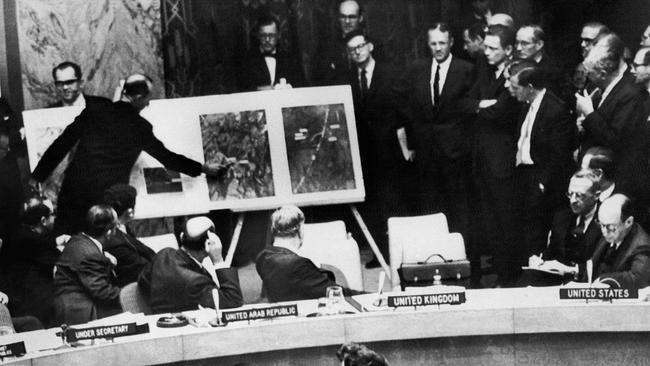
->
xmin=23 ymin=86 xmax=365 ymax=219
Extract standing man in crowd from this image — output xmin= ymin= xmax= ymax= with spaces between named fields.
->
xmin=632 ymin=47 xmax=650 ymax=97
xmin=138 ymin=216 xmax=243 ymax=313
xmin=403 ymin=22 xmax=475 ymax=253
xmin=31 ymin=74 xmax=225 ymax=234
xmin=312 ymin=0 xmax=365 ymax=85
xmin=468 ymin=24 xmax=522 ymax=287
xmin=463 ymin=23 xmax=486 ymax=61
xmin=48 ymin=62 xmax=110 ymax=108
xmin=52 ymin=205 xmax=122 ymax=326
xmin=507 ymin=60 xmax=573 ymax=256
xmin=343 ymin=30 xmax=408 ymax=268
xmin=237 ymin=16 xmax=305 ymax=91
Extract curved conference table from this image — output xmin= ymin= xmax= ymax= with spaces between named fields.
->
xmin=3 ymin=287 xmax=650 ymax=366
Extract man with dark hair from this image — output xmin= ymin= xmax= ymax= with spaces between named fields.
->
xmin=580 ymin=146 xmax=617 ymax=203
xmin=576 ymin=33 xmax=648 ymax=202
xmin=521 ymin=170 xmax=602 ymax=286
xmin=467 ymin=24 xmax=522 ymax=287
xmin=138 ymin=216 xmax=242 ymax=313
xmin=342 ymin=30 xmax=408 ymax=268
xmin=545 ymin=194 xmax=650 ymax=289
xmin=256 ymin=205 xmax=363 ymax=302
xmin=237 ymin=16 xmax=305 ymax=91
xmin=403 ymin=22 xmax=475 ymax=258
xmin=31 ymin=74 xmax=225 ymax=234
xmin=632 ymin=47 xmax=650 ymax=95
xmin=463 ymin=23 xmax=486 ymax=60
xmin=506 ymin=60 xmax=573 ymax=256
xmin=579 ymin=22 xmax=609 ymax=61
xmin=103 ymin=184 xmax=155 ymax=287
xmin=49 ymin=61 xmax=110 ymax=108
xmin=312 ymin=0 xmax=366 ymax=85
xmin=337 ymin=342 xmax=388 ymax=366
xmin=0 ymin=197 xmax=69 ymax=325
xmin=52 ymin=205 xmax=122 ymax=325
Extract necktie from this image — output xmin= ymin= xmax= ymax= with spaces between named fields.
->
xmin=602 ymin=243 xmax=618 ymax=267
xmin=516 ymin=104 xmax=535 ymax=165
xmin=591 ymin=88 xmax=602 ymax=108
xmin=572 ymin=215 xmax=585 ymax=237
xmin=433 ymin=64 xmax=440 ymax=106
xmin=360 ymin=68 xmax=368 ymax=99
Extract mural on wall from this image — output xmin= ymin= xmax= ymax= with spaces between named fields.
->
xmin=17 ymin=0 xmax=165 ymax=109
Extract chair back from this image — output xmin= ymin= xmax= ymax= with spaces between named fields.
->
xmin=119 ymin=282 xmax=152 ymax=315
xmin=0 ymin=303 xmax=15 ymax=334
xmin=299 ymin=220 xmax=363 ymax=291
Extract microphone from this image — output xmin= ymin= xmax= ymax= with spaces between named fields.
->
xmin=586 ymin=259 xmax=593 ymax=285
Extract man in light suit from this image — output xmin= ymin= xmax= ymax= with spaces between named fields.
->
xmin=546 ymin=194 xmax=650 ymax=289
xmin=402 ymin=22 xmax=475 ymax=269
xmin=52 ymin=205 xmax=122 ymax=326
xmin=506 ymin=60 xmax=573 ymax=255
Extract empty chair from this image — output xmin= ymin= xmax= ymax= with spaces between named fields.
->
xmin=388 ymin=213 xmax=469 ymax=290
xmin=299 ymin=220 xmax=363 ymax=291
xmin=119 ymin=282 xmax=152 ymax=315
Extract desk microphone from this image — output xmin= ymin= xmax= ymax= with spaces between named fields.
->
xmin=586 ymin=259 xmax=593 ymax=285
xmin=377 ymin=271 xmax=385 ymax=295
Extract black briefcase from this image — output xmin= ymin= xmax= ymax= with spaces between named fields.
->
xmin=397 ymin=254 xmax=471 ymax=289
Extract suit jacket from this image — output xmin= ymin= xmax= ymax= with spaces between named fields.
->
xmin=346 ymin=62 xmax=405 ymax=178
xmin=256 ymin=246 xmax=363 ymax=302
xmin=542 ymin=208 xmax=602 ymax=265
xmin=103 ymin=228 xmax=155 ymax=288
xmin=580 ymin=224 xmax=650 ymax=289
xmin=582 ymin=73 xmax=646 ymax=185
xmin=237 ymin=49 xmax=306 ymax=92
xmin=53 ymin=234 xmax=121 ymax=326
xmin=138 ymin=248 xmax=243 ymax=314
xmin=32 ymin=101 xmax=203 ymax=233
xmin=46 ymin=94 xmax=111 ymax=109
xmin=404 ymin=56 xmax=475 ymax=161
xmin=516 ymin=90 xmax=573 ymax=189
xmin=469 ymin=65 xmax=522 ymax=179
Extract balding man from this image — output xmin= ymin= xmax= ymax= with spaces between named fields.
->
xmin=576 ymin=33 xmax=648 ymax=200
xmin=546 ymin=194 xmax=650 ymax=289
xmin=52 ymin=205 xmax=122 ymax=325
xmin=138 ymin=216 xmax=243 ymax=313
xmin=31 ymin=74 xmax=225 ymax=234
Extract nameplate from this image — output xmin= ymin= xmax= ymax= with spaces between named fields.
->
xmin=0 ymin=341 xmax=26 ymax=357
xmin=388 ymin=292 xmax=466 ymax=307
xmin=221 ymin=304 xmax=298 ymax=323
xmin=66 ymin=323 xmax=149 ymax=342
xmin=559 ymin=288 xmax=638 ymax=300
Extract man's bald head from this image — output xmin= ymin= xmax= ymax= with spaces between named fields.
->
xmin=598 ymin=194 xmax=635 ymax=244
xmin=181 ymin=216 xmax=215 ymax=251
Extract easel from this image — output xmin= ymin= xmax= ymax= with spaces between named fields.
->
xmin=223 ymin=204 xmax=392 ymax=282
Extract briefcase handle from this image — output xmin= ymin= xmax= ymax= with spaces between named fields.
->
xmin=417 ymin=253 xmax=451 ymax=264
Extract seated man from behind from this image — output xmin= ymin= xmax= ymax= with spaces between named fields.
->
xmin=138 ymin=217 xmax=243 ymax=313
xmin=103 ymin=184 xmax=155 ymax=287
xmin=256 ymin=205 xmax=364 ymax=302
xmin=545 ymin=194 xmax=650 ymax=289
xmin=520 ymin=170 xmax=602 ymax=286
xmin=52 ymin=205 xmax=122 ymax=326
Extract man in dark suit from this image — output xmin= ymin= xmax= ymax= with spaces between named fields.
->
xmin=520 ymin=170 xmax=602 ymax=286
xmin=507 ymin=60 xmax=573 ymax=255
xmin=256 ymin=206 xmax=363 ymax=302
xmin=467 ymin=24 xmax=523 ymax=286
xmin=342 ymin=30 xmax=409 ymax=268
xmin=31 ymin=74 xmax=224 ymax=235
xmin=237 ymin=16 xmax=305 ymax=92
xmin=546 ymin=194 xmax=650 ymax=289
xmin=102 ymin=184 xmax=155 ymax=287
xmin=52 ymin=205 xmax=122 ymax=326
xmin=576 ymin=33 xmax=648 ymax=199
xmin=48 ymin=62 xmax=111 ymax=108
xmin=403 ymin=22 xmax=475 ymax=250
xmin=138 ymin=216 xmax=243 ymax=313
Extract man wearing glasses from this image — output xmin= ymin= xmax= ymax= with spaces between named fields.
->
xmin=522 ymin=170 xmax=602 ymax=286
xmin=544 ymin=194 xmax=650 ymax=289
xmin=48 ymin=62 xmax=110 ymax=108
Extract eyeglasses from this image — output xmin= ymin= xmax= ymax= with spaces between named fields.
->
xmin=339 ymin=15 xmax=359 ymax=21
xmin=566 ymin=191 xmax=592 ymax=201
xmin=594 ymin=219 xmax=620 ymax=233
xmin=347 ymin=42 xmax=368 ymax=54
xmin=54 ymin=79 xmax=79 ymax=87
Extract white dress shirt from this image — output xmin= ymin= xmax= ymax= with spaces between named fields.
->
xmin=358 ymin=58 xmax=376 ymax=90
xmin=430 ymin=55 xmax=452 ymax=106
xmin=263 ymin=51 xmax=277 ymax=85
xmin=516 ymin=89 xmax=546 ymax=165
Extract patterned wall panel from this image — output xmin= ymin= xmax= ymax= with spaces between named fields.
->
xmin=17 ymin=0 xmax=164 ymax=109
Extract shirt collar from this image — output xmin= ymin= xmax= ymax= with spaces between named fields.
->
xmin=83 ymin=233 xmax=103 ymax=252
xmin=433 ymin=54 xmax=453 ymax=70
xmin=600 ymin=62 xmax=627 ymax=105
xmin=64 ymin=93 xmax=86 ymax=108
xmin=529 ymin=88 xmax=546 ymax=110
xmin=360 ymin=58 xmax=376 ymax=74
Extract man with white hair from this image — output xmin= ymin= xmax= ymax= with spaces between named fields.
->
xmin=138 ymin=216 xmax=243 ymax=313
xmin=31 ymin=74 xmax=226 ymax=234
xmin=256 ymin=205 xmax=363 ymax=302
